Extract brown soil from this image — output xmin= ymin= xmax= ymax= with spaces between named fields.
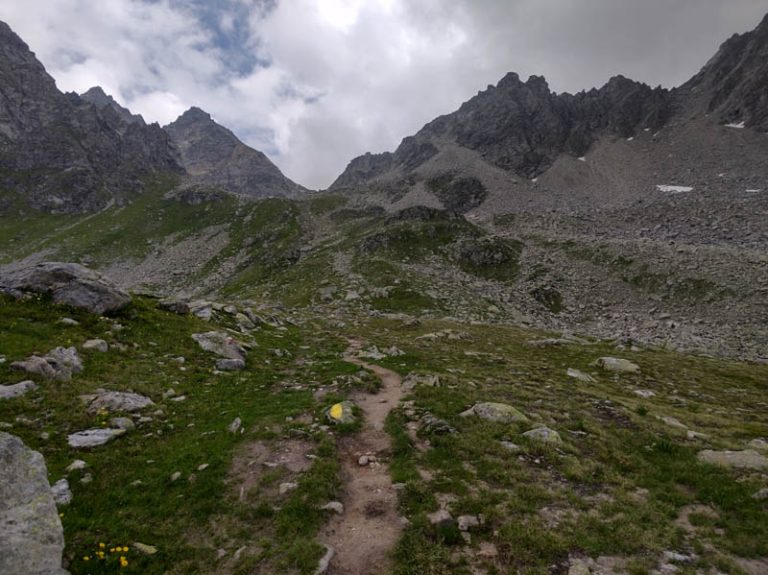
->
xmin=318 ymin=339 xmax=405 ymax=575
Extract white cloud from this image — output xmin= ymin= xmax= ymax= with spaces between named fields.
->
xmin=0 ymin=0 xmax=766 ymax=188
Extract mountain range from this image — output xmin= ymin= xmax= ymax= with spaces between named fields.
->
xmin=0 ymin=14 xmax=767 ymax=361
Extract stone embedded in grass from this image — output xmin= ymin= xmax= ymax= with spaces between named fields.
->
xmin=227 ymin=417 xmax=242 ymax=434
xmin=634 ymin=389 xmax=656 ymax=398
xmin=82 ymin=339 xmax=108 ymax=352
xmin=427 ymin=508 xmax=454 ymax=527
xmin=402 ymin=373 xmax=440 ymax=391
xmin=133 ymin=542 xmax=158 ymax=555
xmin=170 ymin=471 xmax=181 ymax=482
xmin=158 ymin=298 xmax=190 ymax=315
xmin=216 ymin=358 xmax=245 ymax=371
xmin=315 ymin=545 xmax=334 ymax=575
xmin=566 ymin=368 xmax=595 ymax=383
xmin=67 ymin=428 xmax=126 ymax=448
xmin=51 ymin=479 xmax=72 ymax=506
xmin=12 ymin=347 xmax=83 ymax=381
xmin=460 ymin=402 xmax=529 ymax=424
xmin=0 ymin=432 xmax=68 ymax=575
xmin=522 ymin=427 xmax=562 ymax=444
xmin=110 ymin=417 xmax=135 ymax=431
xmin=659 ymin=416 xmax=687 ymax=429
xmin=86 ymin=390 xmax=154 ymax=414
xmin=500 ymin=440 xmax=521 ymax=452
xmin=697 ymin=449 xmax=768 ymax=470
xmin=279 ymin=481 xmax=298 ymax=495
xmin=457 ymin=515 xmax=480 ymax=531
xmin=192 ymin=331 xmax=246 ymax=360
xmin=58 ymin=317 xmax=79 ymax=326
xmin=325 ymin=401 xmax=356 ymax=425
xmin=593 ymin=357 xmax=640 ymax=374
xmin=747 ymin=438 xmax=768 ymax=451
xmin=0 ymin=380 xmax=37 ymax=399
xmin=65 ymin=460 xmax=87 ymax=473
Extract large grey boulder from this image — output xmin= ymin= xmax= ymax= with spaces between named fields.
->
xmin=192 ymin=331 xmax=246 ymax=360
xmin=86 ymin=389 xmax=154 ymax=414
xmin=0 ymin=432 xmax=68 ymax=575
xmin=1 ymin=262 xmax=130 ymax=314
xmin=460 ymin=402 xmax=529 ymax=423
xmin=12 ymin=347 xmax=83 ymax=381
xmin=697 ymin=449 xmax=768 ymax=470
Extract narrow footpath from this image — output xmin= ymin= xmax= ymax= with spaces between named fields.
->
xmin=318 ymin=339 xmax=404 ymax=575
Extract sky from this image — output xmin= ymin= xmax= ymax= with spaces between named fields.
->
xmin=1 ymin=0 xmax=766 ymax=189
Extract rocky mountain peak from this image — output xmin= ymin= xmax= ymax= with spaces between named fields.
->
xmin=164 ymin=107 xmax=305 ymax=198
xmin=80 ymin=86 xmax=145 ymax=126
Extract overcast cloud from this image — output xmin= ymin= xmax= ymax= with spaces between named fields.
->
xmin=0 ymin=0 xmax=766 ymax=188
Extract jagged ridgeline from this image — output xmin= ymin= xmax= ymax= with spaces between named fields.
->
xmin=2 ymin=15 xmax=768 ymax=359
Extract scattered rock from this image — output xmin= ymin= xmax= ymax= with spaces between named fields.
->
xmin=0 ymin=432 xmax=68 ymax=575
xmin=279 ymin=481 xmax=298 ymax=495
xmin=697 ymin=449 xmax=768 ymax=470
xmin=65 ymin=460 xmax=87 ymax=473
xmin=523 ymin=427 xmax=562 ymax=444
xmin=325 ymin=401 xmax=356 ymax=425
xmin=500 ymin=440 xmax=521 ymax=452
xmin=50 ymin=479 xmax=72 ymax=506
xmin=0 ymin=380 xmax=37 ymax=400
xmin=133 ymin=542 xmax=158 ymax=555
xmin=420 ymin=412 xmax=456 ymax=435
xmin=0 ymin=262 xmax=131 ymax=314
xmin=686 ymin=430 xmax=709 ymax=440
xmin=314 ymin=545 xmax=334 ymax=575
xmin=427 ymin=508 xmax=454 ymax=527
xmin=12 ymin=347 xmax=83 ymax=381
xmin=58 ymin=318 xmax=79 ymax=326
xmin=747 ymin=438 xmax=768 ymax=451
xmin=110 ymin=417 xmax=135 ymax=431
xmin=82 ymin=339 xmax=108 ymax=353
xmin=192 ymin=331 xmax=246 ymax=360
xmin=660 ymin=416 xmax=687 ymax=430
xmin=593 ymin=357 xmax=640 ymax=374
xmin=568 ymin=557 xmax=591 ymax=575
xmin=227 ymin=417 xmax=242 ymax=434
xmin=86 ymin=390 xmax=154 ymax=414
xmin=67 ymin=428 xmax=126 ymax=448
xmin=752 ymin=488 xmax=768 ymax=500
xmin=460 ymin=402 xmax=529 ymax=423
xmin=634 ymin=389 xmax=656 ymax=398
xmin=457 ymin=515 xmax=480 ymax=531
xmin=320 ymin=501 xmax=344 ymax=514
xmin=158 ymin=298 xmax=190 ymax=314
xmin=567 ymin=368 xmax=596 ymax=383
xmin=402 ymin=373 xmax=440 ymax=391
xmin=358 ymin=346 xmax=386 ymax=360
xmin=215 ymin=358 xmax=245 ymax=371
xmin=170 ymin=472 xmax=181 ymax=482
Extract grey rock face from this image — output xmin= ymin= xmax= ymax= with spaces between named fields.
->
xmin=164 ymin=107 xmax=305 ymax=199
xmin=0 ymin=22 xmax=181 ymax=214
xmin=1 ymin=262 xmax=130 ymax=314
xmin=0 ymin=432 xmax=68 ymax=575
xmin=192 ymin=331 xmax=246 ymax=360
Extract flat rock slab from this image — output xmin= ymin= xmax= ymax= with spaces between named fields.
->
xmin=86 ymin=390 xmax=154 ymax=414
xmin=67 ymin=428 xmax=126 ymax=449
xmin=1 ymin=261 xmax=130 ymax=314
xmin=594 ymin=357 xmax=640 ymax=374
xmin=0 ymin=432 xmax=68 ymax=575
xmin=460 ymin=402 xmax=529 ymax=423
xmin=697 ymin=449 xmax=768 ymax=470
xmin=0 ymin=380 xmax=37 ymax=399
xmin=82 ymin=339 xmax=108 ymax=352
xmin=192 ymin=331 xmax=246 ymax=360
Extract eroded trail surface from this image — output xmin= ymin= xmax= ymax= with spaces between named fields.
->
xmin=319 ymin=340 xmax=404 ymax=575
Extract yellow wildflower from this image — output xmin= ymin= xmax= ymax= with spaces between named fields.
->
xmin=120 ymin=556 xmax=129 ymax=567
xmin=99 ymin=542 xmax=105 ymax=549
xmin=83 ymin=556 xmax=90 ymax=561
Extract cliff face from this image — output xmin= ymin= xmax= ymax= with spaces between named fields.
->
xmin=164 ymin=107 xmax=305 ymax=199
xmin=0 ymin=21 xmax=181 ymax=213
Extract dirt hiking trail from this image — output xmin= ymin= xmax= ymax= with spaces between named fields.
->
xmin=318 ymin=339 xmax=404 ymax=575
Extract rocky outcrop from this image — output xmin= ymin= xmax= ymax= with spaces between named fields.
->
xmin=192 ymin=331 xmax=247 ymax=360
xmin=0 ymin=432 xmax=68 ymax=575
xmin=0 ymin=21 xmax=181 ymax=213
xmin=1 ymin=262 xmax=131 ymax=314
xmin=12 ymin=347 xmax=83 ymax=382
xmin=164 ymin=107 xmax=305 ymax=198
